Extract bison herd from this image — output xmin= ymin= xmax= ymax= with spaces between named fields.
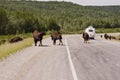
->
xmin=82 ymin=32 xmax=120 ymax=43
xmin=101 ymin=33 xmax=118 ymax=40
xmin=33 ymin=30 xmax=91 ymax=46
xmin=8 ymin=30 xmax=120 ymax=46
xmin=8 ymin=30 xmax=63 ymax=46
xmin=33 ymin=30 xmax=63 ymax=46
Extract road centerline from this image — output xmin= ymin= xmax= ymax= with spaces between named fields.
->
xmin=65 ymin=37 xmax=78 ymax=80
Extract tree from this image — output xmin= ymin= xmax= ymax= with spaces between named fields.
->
xmin=0 ymin=8 xmax=9 ymax=35
xmin=48 ymin=19 xmax=60 ymax=31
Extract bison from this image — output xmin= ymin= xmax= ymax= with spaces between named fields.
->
xmin=104 ymin=33 xmax=109 ymax=39
xmin=10 ymin=37 xmax=23 ymax=43
xmin=100 ymin=35 xmax=103 ymax=38
xmin=33 ymin=30 xmax=46 ymax=46
xmin=82 ymin=32 xmax=89 ymax=43
xmin=111 ymin=36 xmax=116 ymax=40
xmin=51 ymin=31 xmax=63 ymax=45
xmin=108 ymin=35 xmax=112 ymax=40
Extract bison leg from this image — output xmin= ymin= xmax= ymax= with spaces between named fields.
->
xmin=59 ymin=39 xmax=63 ymax=45
xmin=39 ymin=40 xmax=42 ymax=46
xmin=34 ymin=39 xmax=37 ymax=46
xmin=53 ymin=39 xmax=56 ymax=45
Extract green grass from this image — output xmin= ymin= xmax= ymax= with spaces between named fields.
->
xmin=96 ymin=28 xmax=120 ymax=33
xmin=0 ymin=28 xmax=120 ymax=60
xmin=0 ymin=33 xmax=32 ymax=45
xmin=61 ymin=28 xmax=120 ymax=34
xmin=0 ymin=34 xmax=49 ymax=60
xmin=0 ymin=38 xmax=33 ymax=60
xmin=116 ymin=35 xmax=120 ymax=41
xmin=0 ymin=33 xmax=32 ymax=41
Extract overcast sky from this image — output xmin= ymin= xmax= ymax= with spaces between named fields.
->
xmin=37 ymin=0 xmax=120 ymax=6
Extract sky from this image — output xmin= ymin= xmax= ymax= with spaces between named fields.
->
xmin=37 ymin=0 xmax=120 ymax=6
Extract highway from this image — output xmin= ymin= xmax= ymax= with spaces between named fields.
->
xmin=0 ymin=34 xmax=120 ymax=80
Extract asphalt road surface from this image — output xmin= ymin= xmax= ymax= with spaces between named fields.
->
xmin=0 ymin=34 xmax=120 ymax=80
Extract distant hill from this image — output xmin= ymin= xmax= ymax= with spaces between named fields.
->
xmin=0 ymin=1 xmax=120 ymax=34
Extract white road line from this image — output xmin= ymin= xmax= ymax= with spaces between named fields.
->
xmin=65 ymin=37 xmax=79 ymax=80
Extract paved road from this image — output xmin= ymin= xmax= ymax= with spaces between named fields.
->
xmin=0 ymin=34 xmax=120 ymax=80
xmin=67 ymin=34 xmax=120 ymax=80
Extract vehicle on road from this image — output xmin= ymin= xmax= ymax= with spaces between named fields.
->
xmin=85 ymin=26 xmax=95 ymax=39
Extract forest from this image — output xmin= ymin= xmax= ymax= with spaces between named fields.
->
xmin=0 ymin=0 xmax=120 ymax=35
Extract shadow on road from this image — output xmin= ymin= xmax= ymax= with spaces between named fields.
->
xmin=41 ymin=45 xmax=50 ymax=47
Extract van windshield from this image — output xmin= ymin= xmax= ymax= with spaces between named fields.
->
xmin=89 ymin=29 xmax=93 ymax=32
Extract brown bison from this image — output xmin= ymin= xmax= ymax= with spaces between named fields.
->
xmin=82 ymin=32 xmax=89 ymax=43
xmin=33 ymin=30 xmax=46 ymax=46
xmin=104 ymin=33 xmax=116 ymax=40
xmin=108 ymin=35 xmax=112 ymax=40
xmin=104 ymin=33 xmax=109 ymax=39
xmin=51 ymin=31 xmax=63 ymax=45
xmin=10 ymin=37 xmax=23 ymax=43
xmin=111 ymin=36 xmax=116 ymax=40
xmin=100 ymin=35 xmax=103 ymax=38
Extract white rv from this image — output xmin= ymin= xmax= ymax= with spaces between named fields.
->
xmin=85 ymin=26 xmax=95 ymax=39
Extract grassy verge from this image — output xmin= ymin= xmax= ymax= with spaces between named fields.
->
xmin=61 ymin=28 xmax=120 ymax=34
xmin=96 ymin=28 xmax=120 ymax=33
xmin=0 ymin=33 xmax=32 ymax=41
xmin=0 ymin=38 xmax=33 ymax=60
xmin=0 ymin=35 xmax=49 ymax=60
xmin=116 ymin=35 xmax=120 ymax=41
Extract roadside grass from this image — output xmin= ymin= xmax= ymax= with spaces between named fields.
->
xmin=0 ymin=28 xmax=120 ymax=60
xmin=0 ymin=33 xmax=32 ymax=41
xmin=96 ymin=28 xmax=120 ymax=33
xmin=60 ymin=28 xmax=120 ymax=34
xmin=0 ymin=33 xmax=32 ymax=45
xmin=0 ymin=34 xmax=49 ymax=60
xmin=116 ymin=35 xmax=120 ymax=41
xmin=0 ymin=38 xmax=33 ymax=60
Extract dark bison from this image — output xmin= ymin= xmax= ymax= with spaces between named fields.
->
xmin=104 ymin=33 xmax=116 ymax=40
xmin=104 ymin=33 xmax=109 ymax=39
xmin=51 ymin=31 xmax=63 ymax=45
xmin=111 ymin=36 xmax=116 ymax=40
xmin=82 ymin=32 xmax=89 ymax=43
xmin=100 ymin=35 xmax=103 ymax=38
xmin=10 ymin=37 xmax=23 ymax=43
xmin=33 ymin=30 xmax=46 ymax=46
xmin=108 ymin=35 xmax=112 ymax=40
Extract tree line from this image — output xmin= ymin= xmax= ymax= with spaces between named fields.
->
xmin=0 ymin=1 xmax=120 ymax=35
